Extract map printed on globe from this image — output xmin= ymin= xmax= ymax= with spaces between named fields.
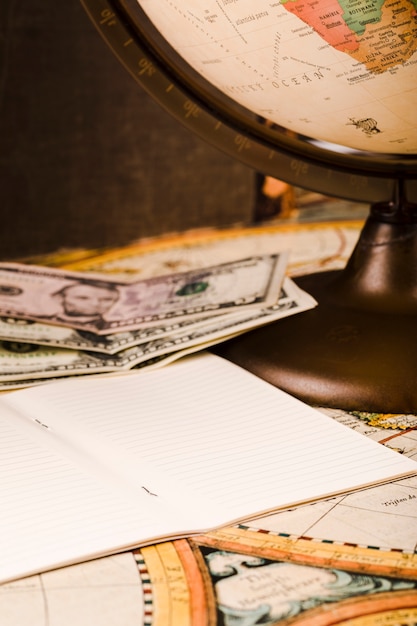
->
xmin=139 ymin=0 xmax=417 ymax=155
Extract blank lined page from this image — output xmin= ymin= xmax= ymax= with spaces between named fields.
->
xmin=7 ymin=353 xmax=416 ymax=527
xmin=0 ymin=406 xmax=200 ymax=584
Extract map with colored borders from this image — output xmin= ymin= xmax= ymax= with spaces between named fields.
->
xmin=282 ymin=0 xmax=417 ymax=73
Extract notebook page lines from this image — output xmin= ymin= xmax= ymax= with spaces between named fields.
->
xmin=0 ymin=411 xmax=185 ymax=582
xmin=7 ymin=353 xmax=414 ymax=521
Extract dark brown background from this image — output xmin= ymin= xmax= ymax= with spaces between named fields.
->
xmin=0 ymin=1 xmax=256 ymax=260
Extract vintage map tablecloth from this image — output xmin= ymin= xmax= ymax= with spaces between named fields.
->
xmin=2 ymin=222 xmax=416 ymax=625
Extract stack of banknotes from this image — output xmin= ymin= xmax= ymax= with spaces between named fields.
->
xmin=0 ymin=253 xmax=316 ymax=389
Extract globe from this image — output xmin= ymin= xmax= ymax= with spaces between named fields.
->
xmin=81 ymin=0 xmax=417 ymax=413
xmin=136 ymin=0 xmax=417 ymax=155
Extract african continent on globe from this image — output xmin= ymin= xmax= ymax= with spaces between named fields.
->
xmin=139 ymin=0 xmax=417 ymax=154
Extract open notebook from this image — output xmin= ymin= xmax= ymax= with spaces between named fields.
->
xmin=1 ymin=352 xmax=415 ymax=583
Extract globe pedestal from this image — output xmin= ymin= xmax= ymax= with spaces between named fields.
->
xmin=217 ymin=200 xmax=417 ymax=413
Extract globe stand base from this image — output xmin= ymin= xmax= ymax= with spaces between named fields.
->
xmin=216 ymin=209 xmax=417 ymax=413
